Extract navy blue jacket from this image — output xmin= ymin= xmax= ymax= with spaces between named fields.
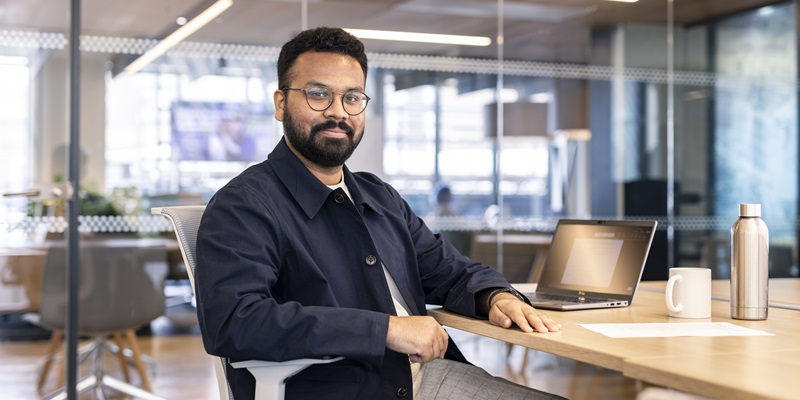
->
xmin=196 ymin=138 xmax=511 ymax=399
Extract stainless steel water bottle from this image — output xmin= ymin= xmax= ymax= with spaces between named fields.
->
xmin=730 ymin=203 xmax=769 ymax=320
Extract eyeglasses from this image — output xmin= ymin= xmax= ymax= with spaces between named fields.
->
xmin=281 ymin=86 xmax=370 ymax=116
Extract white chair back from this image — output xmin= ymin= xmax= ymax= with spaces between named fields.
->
xmin=153 ymin=206 xmax=234 ymax=400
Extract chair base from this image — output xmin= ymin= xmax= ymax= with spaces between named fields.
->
xmin=37 ymin=330 xmax=156 ymax=398
xmin=42 ymin=373 xmax=166 ymax=400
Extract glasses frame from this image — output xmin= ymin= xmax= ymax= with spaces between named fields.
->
xmin=281 ymin=86 xmax=371 ymax=116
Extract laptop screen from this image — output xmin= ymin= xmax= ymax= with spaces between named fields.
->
xmin=537 ymin=220 xmax=657 ymax=297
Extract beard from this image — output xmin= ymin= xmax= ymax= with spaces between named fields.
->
xmin=283 ymin=112 xmax=363 ymax=168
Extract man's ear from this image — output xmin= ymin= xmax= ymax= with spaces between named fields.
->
xmin=274 ymin=89 xmax=285 ymax=121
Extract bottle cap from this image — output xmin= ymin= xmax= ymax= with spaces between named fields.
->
xmin=739 ymin=203 xmax=761 ymax=217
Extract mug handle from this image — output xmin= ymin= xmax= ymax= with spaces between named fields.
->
xmin=665 ymin=274 xmax=683 ymax=312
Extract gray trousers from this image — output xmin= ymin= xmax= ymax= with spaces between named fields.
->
xmin=415 ymin=359 xmax=566 ymax=400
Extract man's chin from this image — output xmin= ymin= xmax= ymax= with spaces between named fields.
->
xmin=300 ymin=141 xmax=351 ymax=167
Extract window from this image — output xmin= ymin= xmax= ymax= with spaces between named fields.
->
xmin=382 ymin=74 xmax=550 ymax=217
xmin=106 ymin=69 xmax=279 ymax=202
xmin=0 ymin=56 xmax=31 ymax=227
xmin=714 ymin=3 xmax=797 ymax=234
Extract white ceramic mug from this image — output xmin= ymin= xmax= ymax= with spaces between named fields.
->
xmin=665 ymin=267 xmax=712 ymax=318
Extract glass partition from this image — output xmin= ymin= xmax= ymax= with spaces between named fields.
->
xmin=0 ymin=0 xmax=795 ymax=270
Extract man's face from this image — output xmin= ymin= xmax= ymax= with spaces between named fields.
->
xmin=274 ymin=51 xmax=366 ymax=168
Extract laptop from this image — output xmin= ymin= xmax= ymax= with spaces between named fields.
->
xmin=523 ymin=219 xmax=657 ymax=311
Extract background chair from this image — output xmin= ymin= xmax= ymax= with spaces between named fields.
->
xmin=468 ymin=232 xmax=551 ymax=284
xmin=36 ymin=241 xmax=168 ymax=400
xmin=153 ymin=205 xmax=340 ymax=400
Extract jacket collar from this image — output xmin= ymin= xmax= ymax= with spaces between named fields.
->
xmin=268 ymin=137 xmax=384 ymax=219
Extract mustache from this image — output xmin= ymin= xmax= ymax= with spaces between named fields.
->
xmin=311 ymin=119 xmax=354 ymax=138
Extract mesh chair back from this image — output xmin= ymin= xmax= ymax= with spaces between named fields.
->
xmin=155 ymin=206 xmax=235 ymax=400
xmin=158 ymin=206 xmax=205 ymax=289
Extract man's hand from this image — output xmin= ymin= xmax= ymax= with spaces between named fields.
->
xmin=386 ymin=315 xmax=449 ymax=363
xmin=488 ymin=293 xmax=561 ymax=333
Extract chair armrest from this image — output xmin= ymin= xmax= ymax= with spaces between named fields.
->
xmin=231 ymin=357 xmax=343 ymax=400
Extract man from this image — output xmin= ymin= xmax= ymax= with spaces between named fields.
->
xmin=196 ymin=27 xmax=562 ymax=400
xmin=429 ymin=182 xmax=458 ymax=218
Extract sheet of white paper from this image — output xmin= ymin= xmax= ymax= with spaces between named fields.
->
xmin=578 ymin=322 xmax=774 ymax=338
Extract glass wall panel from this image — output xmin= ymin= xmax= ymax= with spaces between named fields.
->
xmin=0 ymin=4 xmax=796 ymax=283
xmin=712 ymin=2 xmax=798 ymax=277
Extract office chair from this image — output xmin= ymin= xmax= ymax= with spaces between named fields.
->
xmin=153 ymin=205 xmax=340 ymax=400
xmin=36 ymin=242 xmax=168 ymax=400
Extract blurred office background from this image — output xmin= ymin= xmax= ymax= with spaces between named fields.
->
xmin=2 ymin=0 xmax=798 ymax=279
xmin=0 ymin=0 xmax=798 ymax=395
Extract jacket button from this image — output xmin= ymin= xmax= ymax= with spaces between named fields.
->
xmin=334 ymin=193 xmax=345 ymax=203
xmin=365 ymin=255 xmax=377 ymax=266
xmin=396 ymin=387 xmax=408 ymax=397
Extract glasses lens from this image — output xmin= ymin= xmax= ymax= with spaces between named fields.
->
xmin=343 ymin=90 xmax=368 ymax=115
xmin=304 ymin=87 xmax=333 ymax=111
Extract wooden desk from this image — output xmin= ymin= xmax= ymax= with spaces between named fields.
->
xmin=624 ymin=349 xmax=800 ymax=399
xmin=429 ymin=289 xmax=800 ymax=398
xmin=0 ymin=249 xmax=47 ymax=312
xmin=640 ymin=278 xmax=800 ymax=310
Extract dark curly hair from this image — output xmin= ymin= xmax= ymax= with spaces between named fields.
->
xmin=277 ymin=27 xmax=368 ymax=89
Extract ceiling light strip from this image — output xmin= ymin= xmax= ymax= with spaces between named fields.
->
xmin=123 ymin=0 xmax=233 ymax=74
xmin=344 ymin=28 xmax=491 ymax=47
